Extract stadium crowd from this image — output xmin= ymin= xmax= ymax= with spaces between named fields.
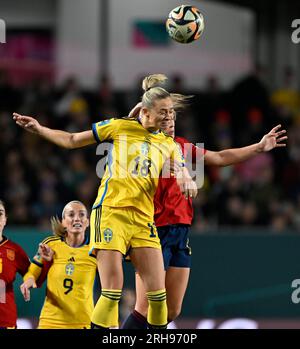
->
xmin=0 ymin=66 xmax=299 ymax=233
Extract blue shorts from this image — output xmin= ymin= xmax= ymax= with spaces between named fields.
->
xmin=157 ymin=224 xmax=192 ymax=270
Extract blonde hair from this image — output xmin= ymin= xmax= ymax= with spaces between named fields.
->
xmin=141 ymin=74 xmax=193 ymax=110
xmin=51 ymin=200 xmax=87 ymax=238
xmin=51 ymin=216 xmax=66 ymax=238
xmin=170 ymin=93 xmax=193 ymax=111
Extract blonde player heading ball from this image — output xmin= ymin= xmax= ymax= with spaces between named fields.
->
xmin=13 ymin=74 xmax=197 ymax=329
xmin=121 ymin=105 xmax=288 ymax=329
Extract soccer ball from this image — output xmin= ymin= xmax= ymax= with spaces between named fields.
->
xmin=166 ymin=5 xmax=205 ymax=44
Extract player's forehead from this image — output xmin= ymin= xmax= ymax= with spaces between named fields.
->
xmin=153 ymin=97 xmax=174 ymax=110
xmin=64 ymin=203 xmax=87 ymax=214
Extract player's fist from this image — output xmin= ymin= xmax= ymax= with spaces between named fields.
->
xmin=176 ymin=167 xmax=198 ymax=199
xmin=38 ymin=243 xmax=54 ymax=262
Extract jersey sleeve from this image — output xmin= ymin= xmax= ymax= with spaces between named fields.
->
xmin=171 ymin=140 xmax=185 ymax=167
xmin=177 ymin=137 xmax=206 ymax=163
xmin=23 ymin=251 xmax=53 ymax=287
xmin=92 ymin=118 xmax=121 ymax=143
xmin=15 ymin=244 xmax=30 ymax=277
xmin=23 ymin=238 xmax=53 ymax=284
xmin=36 ymin=261 xmax=52 ymax=288
xmin=23 ymin=262 xmax=42 ymax=282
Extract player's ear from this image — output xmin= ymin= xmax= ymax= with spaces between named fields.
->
xmin=141 ymin=107 xmax=150 ymax=118
xmin=85 ymin=218 xmax=90 ymax=228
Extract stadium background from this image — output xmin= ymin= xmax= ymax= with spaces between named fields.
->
xmin=0 ymin=0 xmax=300 ymax=328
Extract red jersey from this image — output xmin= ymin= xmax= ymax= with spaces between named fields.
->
xmin=0 ymin=236 xmax=30 ymax=327
xmin=154 ymin=136 xmax=205 ymax=227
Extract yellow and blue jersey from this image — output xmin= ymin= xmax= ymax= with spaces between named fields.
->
xmin=92 ymin=118 xmax=184 ymax=219
xmin=24 ymin=235 xmax=97 ymax=329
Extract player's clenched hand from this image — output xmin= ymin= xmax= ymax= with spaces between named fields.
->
xmin=13 ymin=113 xmax=42 ymax=134
xmin=20 ymin=277 xmax=37 ymax=302
xmin=38 ymin=243 xmax=54 ymax=262
xmin=257 ymin=124 xmax=288 ymax=152
xmin=176 ymin=167 xmax=198 ymax=199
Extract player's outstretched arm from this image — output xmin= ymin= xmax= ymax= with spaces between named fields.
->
xmin=204 ymin=124 xmax=288 ymax=167
xmin=13 ymin=113 xmax=96 ymax=149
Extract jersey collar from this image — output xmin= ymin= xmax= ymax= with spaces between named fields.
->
xmin=0 ymin=235 xmax=8 ymax=247
xmin=137 ymin=116 xmax=161 ymax=135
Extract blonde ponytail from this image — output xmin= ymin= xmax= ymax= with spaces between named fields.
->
xmin=142 ymin=74 xmax=168 ymax=92
xmin=141 ymin=74 xmax=193 ymax=110
xmin=142 ymin=74 xmax=170 ymax=109
xmin=50 ymin=216 xmax=67 ymax=238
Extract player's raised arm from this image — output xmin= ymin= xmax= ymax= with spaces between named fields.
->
xmin=13 ymin=113 xmax=96 ymax=149
xmin=204 ymin=124 xmax=288 ymax=167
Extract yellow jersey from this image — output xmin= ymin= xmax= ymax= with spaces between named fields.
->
xmin=24 ymin=235 xmax=97 ymax=329
xmin=92 ymin=118 xmax=184 ymax=218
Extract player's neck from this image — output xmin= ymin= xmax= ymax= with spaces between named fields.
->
xmin=65 ymin=233 xmax=85 ymax=247
xmin=140 ymin=116 xmax=159 ymax=133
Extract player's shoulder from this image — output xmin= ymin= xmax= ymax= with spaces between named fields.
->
xmin=41 ymin=235 xmax=62 ymax=246
xmin=119 ymin=116 xmax=144 ymax=130
xmin=160 ymin=131 xmax=175 ymax=142
xmin=96 ymin=117 xmax=140 ymax=130
xmin=95 ymin=118 xmax=118 ymax=127
xmin=2 ymin=237 xmax=24 ymax=252
xmin=175 ymin=136 xmax=190 ymax=145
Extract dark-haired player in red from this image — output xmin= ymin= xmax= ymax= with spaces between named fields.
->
xmin=0 ymin=200 xmax=30 ymax=329
xmin=122 ymin=104 xmax=287 ymax=329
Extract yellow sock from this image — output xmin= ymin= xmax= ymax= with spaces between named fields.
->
xmin=91 ymin=289 xmax=122 ymax=328
xmin=146 ymin=289 xmax=167 ymax=329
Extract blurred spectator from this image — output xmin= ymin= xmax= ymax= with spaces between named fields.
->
xmin=32 ymin=189 xmax=63 ymax=229
xmin=231 ymin=63 xmax=271 ymax=145
xmin=211 ymin=109 xmax=232 ymax=149
xmin=169 ymin=74 xmax=186 ymax=94
xmin=55 ymin=76 xmax=84 ymax=119
xmin=271 ymin=66 xmax=300 ymax=124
